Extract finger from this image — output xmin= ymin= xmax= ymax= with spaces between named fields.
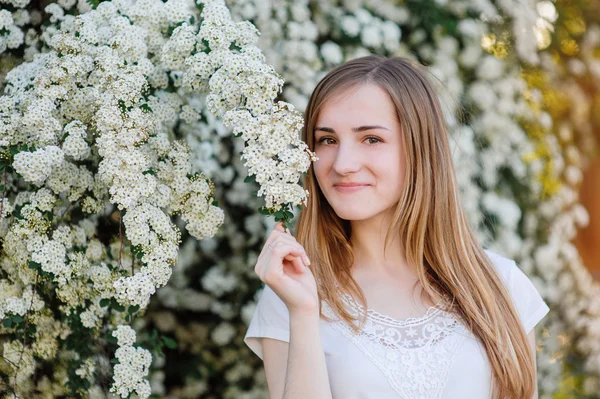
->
xmin=271 ymin=234 xmax=310 ymax=267
xmin=272 ymin=231 xmax=298 ymax=245
xmin=272 ymin=236 xmax=308 ymax=264
xmin=264 ymin=223 xmax=285 ymax=247
xmin=258 ymin=229 xmax=289 ymax=271
xmin=262 ymin=227 xmax=309 ymax=267
xmin=271 ymin=242 xmax=308 ymax=268
xmin=266 ymin=231 xmax=298 ymax=253
xmin=275 ymin=221 xmax=293 ymax=236
xmin=283 ymin=253 xmax=306 ymax=274
xmin=261 ymin=244 xmax=305 ymax=282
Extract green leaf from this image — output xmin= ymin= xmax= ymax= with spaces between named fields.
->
xmin=100 ymin=298 xmax=110 ymax=307
xmin=139 ymin=103 xmax=153 ymax=113
xmin=0 ymin=163 xmax=5 ymax=171
xmin=161 ymin=336 xmax=177 ymax=349
xmin=11 ymin=315 xmax=24 ymax=324
xmin=28 ymin=261 xmax=41 ymax=271
xmin=110 ymin=358 xmax=119 ymax=364
xmin=136 ymin=252 xmax=143 ymax=260
xmin=0 ymin=185 xmax=4 ymax=191
xmin=243 ymin=175 xmax=256 ymax=183
xmin=39 ymin=269 xmax=51 ymax=278
xmin=212 ymin=200 xmax=219 ymax=207
xmin=2 ymin=318 xmax=12 ymax=328
xmin=128 ymin=305 xmax=140 ymax=314
xmin=125 ymin=314 xmax=131 ymax=322
xmin=112 ymin=303 xmax=125 ymax=312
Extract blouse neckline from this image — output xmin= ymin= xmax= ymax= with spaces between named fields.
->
xmin=340 ymin=291 xmax=447 ymax=327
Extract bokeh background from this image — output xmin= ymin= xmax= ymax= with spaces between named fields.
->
xmin=0 ymin=0 xmax=599 ymax=398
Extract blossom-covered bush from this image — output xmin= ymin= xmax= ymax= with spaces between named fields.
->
xmin=0 ymin=0 xmax=314 ymax=396
xmin=0 ymin=0 xmax=599 ymax=398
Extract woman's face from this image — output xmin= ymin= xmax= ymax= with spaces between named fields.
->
xmin=313 ymin=83 xmax=405 ymax=221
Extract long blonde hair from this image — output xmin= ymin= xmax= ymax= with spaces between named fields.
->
xmin=295 ymin=55 xmax=536 ymax=399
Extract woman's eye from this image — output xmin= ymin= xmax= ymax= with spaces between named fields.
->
xmin=318 ymin=137 xmax=335 ymax=145
xmin=366 ymin=136 xmax=381 ymax=144
xmin=317 ymin=136 xmax=381 ymax=145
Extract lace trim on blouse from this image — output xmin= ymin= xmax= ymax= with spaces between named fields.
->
xmin=323 ymin=293 xmax=470 ymax=399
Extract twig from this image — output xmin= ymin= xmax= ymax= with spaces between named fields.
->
xmin=119 ymin=211 xmax=123 ymax=270
xmin=11 ymin=272 xmax=39 ymax=396
xmin=60 ymin=202 xmax=72 ymax=219
xmin=0 ymin=355 xmax=19 ymax=369
xmin=0 ymin=380 xmax=17 ymax=398
xmin=0 ymin=167 xmax=7 ymax=219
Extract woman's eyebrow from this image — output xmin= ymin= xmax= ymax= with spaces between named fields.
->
xmin=314 ymin=125 xmax=390 ymax=133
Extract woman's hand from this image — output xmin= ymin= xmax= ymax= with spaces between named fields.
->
xmin=254 ymin=222 xmax=318 ymax=314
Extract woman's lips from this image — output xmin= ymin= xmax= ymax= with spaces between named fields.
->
xmin=333 ymin=184 xmax=370 ymax=193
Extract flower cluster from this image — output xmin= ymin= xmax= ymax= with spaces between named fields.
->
xmin=111 ymin=325 xmax=152 ymax=399
xmin=224 ymin=102 xmax=315 ymax=209
xmin=162 ymin=0 xmax=318 ymax=212
xmin=0 ymin=6 xmax=27 ymax=55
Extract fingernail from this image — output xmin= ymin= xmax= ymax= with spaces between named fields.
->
xmin=304 ymin=255 xmax=311 ymax=266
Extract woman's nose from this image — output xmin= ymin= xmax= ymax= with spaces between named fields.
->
xmin=332 ymin=142 xmax=362 ymax=175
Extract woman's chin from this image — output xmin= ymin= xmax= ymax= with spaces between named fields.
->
xmin=332 ymin=207 xmax=375 ymax=221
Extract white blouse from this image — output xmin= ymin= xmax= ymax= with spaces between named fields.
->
xmin=244 ymin=249 xmax=550 ymax=399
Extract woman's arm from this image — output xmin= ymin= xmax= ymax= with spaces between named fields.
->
xmin=255 ymin=222 xmax=330 ymax=398
xmin=527 ymin=329 xmax=539 ymax=399
xmin=262 ymin=338 xmax=289 ymax=398
xmin=262 ymin=309 xmax=332 ymax=399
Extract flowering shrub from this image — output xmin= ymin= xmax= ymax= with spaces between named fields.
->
xmin=0 ymin=0 xmax=598 ymax=398
xmin=0 ymin=0 xmax=314 ymax=396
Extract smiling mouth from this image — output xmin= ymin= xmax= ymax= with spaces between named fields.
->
xmin=334 ymin=185 xmax=370 ymax=193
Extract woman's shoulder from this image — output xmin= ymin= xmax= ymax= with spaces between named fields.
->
xmin=482 ymin=248 xmax=550 ymax=333
xmin=482 ymin=248 xmax=515 ymax=282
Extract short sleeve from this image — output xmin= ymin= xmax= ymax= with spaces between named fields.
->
xmin=244 ymin=284 xmax=291 ymax=360
xmin=506 ymin=261 xmax=550 ymax=334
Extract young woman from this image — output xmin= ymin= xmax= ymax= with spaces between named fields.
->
xmin=244 ymin=55 xmax=550 ymax=399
